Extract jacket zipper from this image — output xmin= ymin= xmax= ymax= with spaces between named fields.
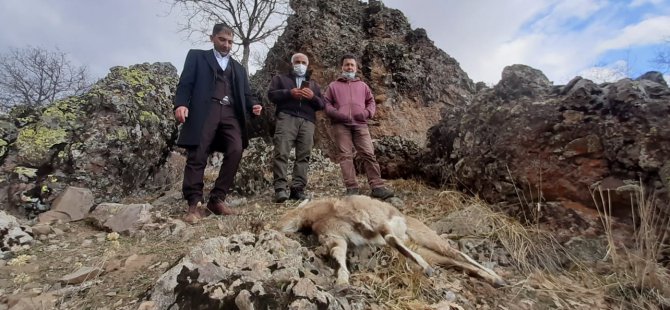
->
xmin=348 ymin=80 xmax=353 ymax=122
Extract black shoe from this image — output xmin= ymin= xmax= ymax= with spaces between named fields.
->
xmin=274 ymin=190 xmax=289 ymax=203
xmin=371 ymin=187 xmax=394 ymax=200
xmin=289 ymin=188 xmax=308 ymax=200
xmin=345 ymin=188 xmax=360 ymax=196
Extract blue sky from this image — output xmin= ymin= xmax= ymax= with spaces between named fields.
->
xmin=0 ymin=0 xmax=668 ymax=85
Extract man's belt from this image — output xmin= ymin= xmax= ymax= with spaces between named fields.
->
xmin=212 ymin=96 xmax=231 ymax=105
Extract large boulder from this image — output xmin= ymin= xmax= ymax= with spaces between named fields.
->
xmin=0 ymin=63 xmax=179 ymax=204
xmin=148 ymin=230 xmax=367 ymax=309
xmin=250 ymin=0 xmax=475 ymax=159
xmin=420 ymin=67 xmax=670 ymax=215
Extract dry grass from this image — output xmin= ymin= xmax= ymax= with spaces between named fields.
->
xmin=593 ymin=184 xmax=670 ymax=309
xmin=350 ymin=246 xmax=456 ymax=309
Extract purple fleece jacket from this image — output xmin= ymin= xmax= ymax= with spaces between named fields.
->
xmin=324 ymin=77 xmax=376 ymax=125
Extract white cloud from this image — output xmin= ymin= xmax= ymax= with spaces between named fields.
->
xmin=578 ymin=60 xmax=630 ymax=83
xmin=384 ymin=0 xmax=556 ymax=83
xmin=1 ymin=0 xmax=668 ymax=87
xmin=630 ymin=0 xmax=664 ymax=7
xmin=597 ymin=16 xmax=670 ymax=51
xmin=530 ymin=0 xmax=608 ymax=32
xmin=385 ymin=0 xmax=670 ymax=85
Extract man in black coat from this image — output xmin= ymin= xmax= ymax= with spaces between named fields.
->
xmin=174 ymin=23 xmax=262 ymax=224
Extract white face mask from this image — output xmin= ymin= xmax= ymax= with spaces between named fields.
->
xmin=293 ymin=64 xmax=307 ymax=76
xmin=342 ymin=71 xmax=356 ymax=80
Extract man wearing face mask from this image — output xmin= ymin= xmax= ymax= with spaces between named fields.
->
xmin=268 ymin=53 xmax=324 ymax=202
xmin=324 ymin=54 xmax=395 ymax=200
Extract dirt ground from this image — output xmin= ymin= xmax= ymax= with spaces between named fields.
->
xmin=0 ymin=167 xmax=663 ymax=309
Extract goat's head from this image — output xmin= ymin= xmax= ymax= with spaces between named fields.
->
xmin=275 ymin=206 xmax=307 ymax=233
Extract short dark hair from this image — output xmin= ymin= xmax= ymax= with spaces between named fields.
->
xmin=340 ymin=54 xmax=357 ymax=66
xmin=212 ymin=23 xmax=234 ymax=36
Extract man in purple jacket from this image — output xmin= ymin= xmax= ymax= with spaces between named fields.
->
xmin=324 ymin=54 xmax=394 ymax=200
xmin=268 ymin=53 xmax=324 ymax=202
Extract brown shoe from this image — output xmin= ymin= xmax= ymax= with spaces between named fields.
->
xmin=207 ymin=199 xmax=238 ymax=216
xmin=183 ymin=202 xmax=210 ymax=224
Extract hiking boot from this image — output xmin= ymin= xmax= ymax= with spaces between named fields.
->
xmin=183 ymin=202 xmax=209 ymax=224
xmin=344 ymin=188 xmax=360 ymax=196
xmin=289 ymin=188 xmax=308 ymax=200
xmin=206 ymin=198 xmax=238 ymax=215
xmin=274 ymin=190 xmax=289 ymax=203
xmin=370 ymin=187 xmax=394 ymax=200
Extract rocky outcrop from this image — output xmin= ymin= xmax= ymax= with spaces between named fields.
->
xmin=1 ymin=211 xmax=33 ymax=258
xmin=0 ymin=63 xmax=179 ymax=206
xmin=420 ymin=65 xmax=670 ymax=214
xmin=250 ymin=0 xmax=474 ymax=157
xmin=148 ymin=231 xmax=368 ymax=309
xmin=231 ymin=138 xmax=340 ymax=197
xmin=368 ymin=136 xmax=421 ymax=179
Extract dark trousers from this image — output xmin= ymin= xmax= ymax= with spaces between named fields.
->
xmin=182 ymin=102 xmax=242 ymax=204
xmin=272 ymin=112 xmax=315 ymax=192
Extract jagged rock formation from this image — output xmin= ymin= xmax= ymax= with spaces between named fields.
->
xmin=250 ymin=0 xmax=474 ymax=157
xmin=0 ymin=63 xmax=179 ymax=206
xmin=420 ymin=65 xmax=670 ymax=214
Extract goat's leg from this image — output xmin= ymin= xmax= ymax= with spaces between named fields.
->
xmin=381 ymin=226 xmax=435 ymax=276
xmin=322 ymin=235 xmax=350 ymax=285
xmin=415 ymin=247 xmax=505 ymax=287
xmin=405 ymin=216 xmax=505 ymax=286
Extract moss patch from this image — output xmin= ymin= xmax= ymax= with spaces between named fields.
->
xmin=117 ymin=67 xmax=157 ymax=104
xmin=15 ymin=125 xmax=68 ymax=166
xmin=139 ymin=111 xmax=160 ymax=125
xmin=0 ymin=139 xmax=6 ymax=158
xmin=41 ymin=96 xmax=87 ymax=131
xmin=13 ymin=166 xmax=38 ymax=179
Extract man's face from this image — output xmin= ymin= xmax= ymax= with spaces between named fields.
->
xmin=292 ymin=54 xmax=309 ymax=67
xmin=342 ymin=58 xmax=357 ymax=73
xmin=210 ymin=31 xmax=234 ymax=56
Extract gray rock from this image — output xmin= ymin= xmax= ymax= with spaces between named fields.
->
xmin=59 ymin=266 xmax=104 ymax=285
xmin=0 ymin=63 xmax=179 ymax=205
xmin=0 ymin=211 xmax=33 ymax=258
xmin=87 ymin=203 xmax=153 ymax=235
xmin=37 ymin=186 xmax=94 ymax=224
xmin=148 ymin=230 xmax=360 ymax=309
xmin=420 ymin=65 xmax=670 ymax=214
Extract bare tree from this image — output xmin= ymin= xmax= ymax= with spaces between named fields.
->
xmin=653 ymin=39 xmax=670 ymax=73
xmin=0 ymin=46 xmax=90 ymax=111
xmin=170 ymin=0 xmax=291 ymax=70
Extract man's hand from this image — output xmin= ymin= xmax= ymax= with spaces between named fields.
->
xmin=252 ymin=104 xmax=263 ymax=116
xmin=175 ymin=106 xmax=189 ymax=123
xmin=300 ymin=88 xmax=314 ymax=100
xmin=290 ymin=88 xmax=302 ymax=100
xmin=353 ymin=112 xmax=367 ymax=122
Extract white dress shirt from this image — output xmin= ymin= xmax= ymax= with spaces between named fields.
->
xmin=213 ymin=50 xmax=230 ymax=71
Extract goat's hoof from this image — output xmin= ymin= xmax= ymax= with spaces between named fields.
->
xmin=493 ymin=278 xmax=507 ymax=288
xmin=334 ymin=282 xmax=350 ymax=293
xmin=424 ymin=266 xmax=435 ymax=277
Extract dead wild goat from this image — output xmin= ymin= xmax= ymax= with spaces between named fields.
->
xmin=276 ymin=195 xmax=506 ymax=287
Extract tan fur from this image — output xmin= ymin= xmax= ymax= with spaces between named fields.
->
xmin=276 ymin=195 xmax=505 ymax=287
